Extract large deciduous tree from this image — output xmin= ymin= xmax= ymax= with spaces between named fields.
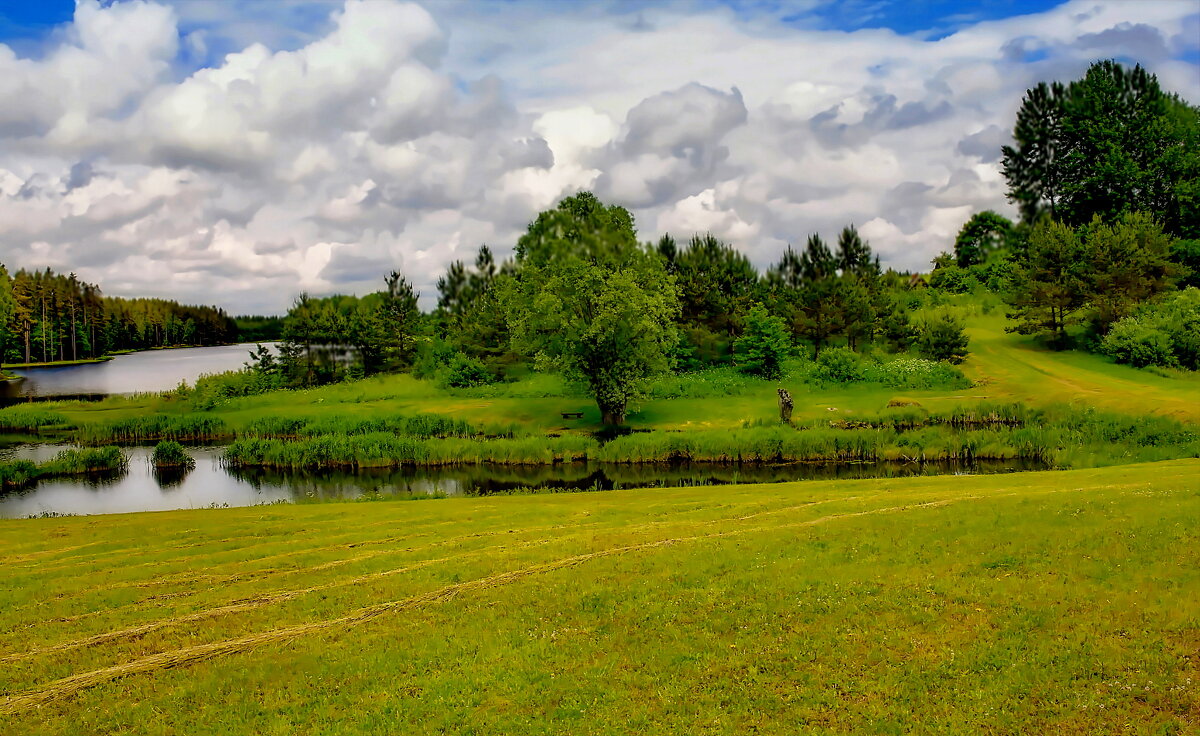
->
xmin=503 ymin=192 xmax=679 ymax=426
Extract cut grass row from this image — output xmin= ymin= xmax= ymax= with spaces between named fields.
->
xmin=0 ymin=461 xmax=1195 ymax=734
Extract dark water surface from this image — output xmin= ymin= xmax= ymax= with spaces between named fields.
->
xmin=0 ymin=344 xmax=270 ymax=403
xmin=0 ymin=443 xmax=1044 ymax=518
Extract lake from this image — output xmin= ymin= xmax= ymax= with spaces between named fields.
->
xmin=0 ymin=343 xmax=272 ymax=403
xmin=0 ymin=443 xmax=1045 ymax=518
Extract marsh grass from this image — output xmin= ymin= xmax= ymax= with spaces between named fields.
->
xmin=0 ymin=446 xmax=128 ymax=490
xmin=75 ymin=415 xmax=231 ymax=444
xmin=0 ymin=407 xmax=69 ymax=432
xmin=151 ymin=441 xmax=195 ymax=469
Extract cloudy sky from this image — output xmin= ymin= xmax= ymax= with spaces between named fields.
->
xmin=0 ymin=1 xmax=1196 ymax=314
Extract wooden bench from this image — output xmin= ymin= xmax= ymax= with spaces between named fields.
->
xmin=560 ymin=412 xmax=584 ymax=419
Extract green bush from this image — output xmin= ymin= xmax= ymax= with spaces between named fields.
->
xmin=861 ymin=357 xmax=970 ymax=389
xmin=733 ymin=304 xmax=792 ymax=380
xmin=928 ymin=266 xmax=978 ymax=294
xmin=151 ymin=441 xmax=195 ymax=469
xmin=814 ymin=347 xmax=862 ymax=383
xmin=441 ymin=353 xmax=494 ymax=388
xmin=915 ymin=313 xmax=969 ymax=364
xmin=1100 ymin=288 xmax=1200 ymax=370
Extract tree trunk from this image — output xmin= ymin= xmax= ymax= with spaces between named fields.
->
xmin=777 ymin=388 xmax=794 ymax=424
xmin=599 ymin=401 xmax=626 ymax=427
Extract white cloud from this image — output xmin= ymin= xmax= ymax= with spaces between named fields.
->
xmin=0 ymin=0 xmax=1195 ymax=313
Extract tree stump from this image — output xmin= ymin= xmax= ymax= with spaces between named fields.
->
xmin=777 ymin=388 xmax=794 ymax=425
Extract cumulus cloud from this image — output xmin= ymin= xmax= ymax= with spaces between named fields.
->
xmin=0 ymin=0 xmax=1195 ymax=312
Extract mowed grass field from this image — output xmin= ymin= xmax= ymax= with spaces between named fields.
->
xmin=2 ymin=461 xmax=1197 ymax=734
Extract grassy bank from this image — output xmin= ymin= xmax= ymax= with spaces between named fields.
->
xmin=0 ymin=461 xmax=1195 ymax=733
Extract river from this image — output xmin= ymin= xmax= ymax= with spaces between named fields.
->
xmin=0 ymin=443 xmax=1044 ymax=518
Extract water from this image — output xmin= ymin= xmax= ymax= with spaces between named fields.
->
xmin=0 ymin=443 xmax=1045 ymax=518
xmin=0 ymin=344 xmax=272 ymax=403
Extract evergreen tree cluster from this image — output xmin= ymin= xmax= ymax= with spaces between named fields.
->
xmin=0 ymin=266 xmax=237 ymax=366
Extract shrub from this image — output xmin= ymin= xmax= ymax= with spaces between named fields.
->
xmin=152 ymin=441 xmax=195 ymax=469
xmin=861 ymin=357 xmax=970 ymax=389
xmin=813 ymin=347 xmax=862 ymax=383
xmin=441 ymin=353 xmax=494 ymax=388
xmin=928 ymin=265 xmax=978 ymax=293
xmin=914 ymin=313 xmax=969 ymax=364
xmin=1100 ymin=288 xmax=1200 ymax=370
xmin=1100 ymin=318 xmax=1176 ymax=368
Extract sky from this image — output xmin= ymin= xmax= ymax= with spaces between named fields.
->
xmin=0 ymin=1 xmax=1196 ymax=314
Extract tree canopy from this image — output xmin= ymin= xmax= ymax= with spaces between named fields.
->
xmin=503 ymin=192 xmax=679 ymax=425
xmin=1002 ymin=60 xmax=1199 ymax=237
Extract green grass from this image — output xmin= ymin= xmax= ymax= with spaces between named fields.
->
xmin=0 ymin=461 xmax=1195 ymax=733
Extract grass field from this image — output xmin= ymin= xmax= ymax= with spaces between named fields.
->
xmin=1 ymin=461 xmax=1196 ymax=734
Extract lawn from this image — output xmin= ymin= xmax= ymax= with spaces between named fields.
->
xmin=1 ymin=460 xmax=1196 ymax=734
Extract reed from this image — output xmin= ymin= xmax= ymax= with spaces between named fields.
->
xmin=0 ymin=406 xmax=70 ymax=432
xmin=75 ymin=415 xmax=232 ymax=444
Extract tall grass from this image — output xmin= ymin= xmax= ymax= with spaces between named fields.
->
xmin=223 ymin=433 xmax=597 ymax=469
xmin=0 ymin=406 xmax=70 ymax=432
xmin=0 ymin=446 xmax=128 ymax=490
xmin=75 ymin=415 xmax=231 ymax=444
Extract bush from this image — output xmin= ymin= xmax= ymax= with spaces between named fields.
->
xmin=1100 ymin=288 xmax=1200 ymax=370
xmin=1100 ymin=318 xmax=1176 ymax=368
xmin=915 ymin=313 xmax=969 ymax=364
xmin=441 ymin=353 xmax=494 ymax=388
xmin=813 ymin=347 xmax=862 ymax=383
xmin=928 ymin=266 xmax=978 ymax=294
xmin=152 ymin=440 xmax=195 ymax=469
xmin=861 ymin=357 xmax=970 ymax=389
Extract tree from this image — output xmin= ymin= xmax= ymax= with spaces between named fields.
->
xmin=1004 ymin=214 xmax=1175 ymax=345
xmin=954 ymin=211 xmax=1015 ymax=267
xmin=503 ymin=192 xmax=679 ymax=425
xmin=836 ymin=225 xmax=878 ymax=278
xmin=733 ymin=304 xmax=791 ymax=379
xmin=1002 ymin=61 xmax=1199 ymax=236
xmin=1079 ymin=213 xmax=1175 ymax=334
xmin=1004 ymin=219 xmax=1092 ymax=345
xmin=0 ymin=265 xmax=14 ymax=370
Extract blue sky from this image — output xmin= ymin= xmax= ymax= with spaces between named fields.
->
xmin=0 ymin=0 xmax=1194 ymax=312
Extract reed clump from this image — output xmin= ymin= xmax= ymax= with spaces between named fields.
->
xmin=152 ymin=441 xmax=195 ymax=469
xmin=0 ymin=446 xmax=128 ymax=491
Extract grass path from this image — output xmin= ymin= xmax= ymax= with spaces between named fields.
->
xmin=963 ymin=316 xmax=1200 ymax=420
xmin=1 ymin=460 xmax=1197 ymax=734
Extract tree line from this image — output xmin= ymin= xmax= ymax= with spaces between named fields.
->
xmin=0 ymin=267 xmax=238 ymax=366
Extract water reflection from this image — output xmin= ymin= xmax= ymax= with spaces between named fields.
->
xmin=0 ymin=343 xmax=275 ymax=402
xmin=0 ymin=442 xmax=1046 ymax=518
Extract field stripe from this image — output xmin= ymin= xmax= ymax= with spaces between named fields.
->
xmin=0 ymin=498 xmax=954 ymax=714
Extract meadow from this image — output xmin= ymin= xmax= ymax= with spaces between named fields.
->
xmin=0 ymin=461 xmax=1195 ymax=734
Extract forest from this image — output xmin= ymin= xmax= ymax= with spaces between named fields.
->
xmin=0 ymin=268 xmax=239 ymax=367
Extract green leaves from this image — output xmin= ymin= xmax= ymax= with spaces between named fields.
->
xmin=503 ymin=193 xmax=680 ymax=425
xmin=733 ymin=304 xmax=792 ymax=380
xmin=1002 ymin=61 xmax=1199 ymax=237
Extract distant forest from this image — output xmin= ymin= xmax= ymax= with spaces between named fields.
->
xmin=0 ymin=268 xmax=239 ymax=365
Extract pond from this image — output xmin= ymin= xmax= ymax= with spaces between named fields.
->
xmin=0 ymin=343 xmax=272 ymax=403
xmin=0 ymin=443 xmax=1046 ymax=518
